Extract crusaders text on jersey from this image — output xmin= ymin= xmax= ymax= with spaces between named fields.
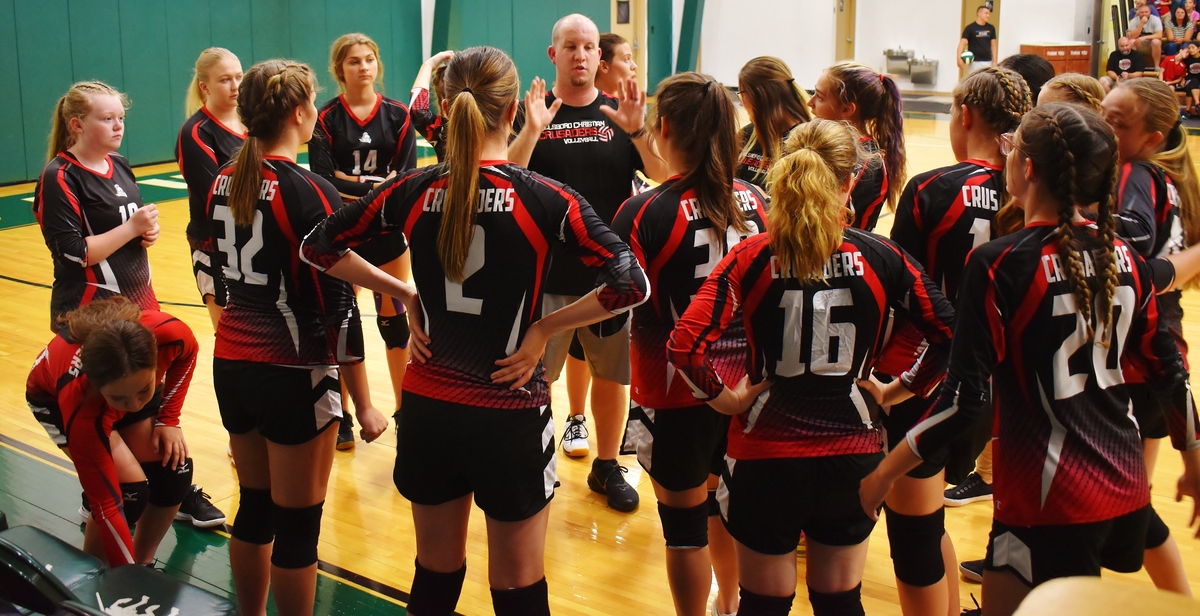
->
xmin=301 ymin=161 xmax=650 ymax=409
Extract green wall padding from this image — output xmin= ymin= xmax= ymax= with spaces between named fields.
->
xmin=1 ymin=0 xmax=424 ymax=185
xmin=647 ymin=0 xmax=673 ymax=92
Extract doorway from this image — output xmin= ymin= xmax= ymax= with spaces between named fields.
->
xmin=611 ymin=0 xmax=648 ymax=92
xmin=836 ymin=0 xmax=856 ymax=61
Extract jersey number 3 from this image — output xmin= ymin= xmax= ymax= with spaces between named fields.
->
xmin=212 ymin=205 xmax=268 ymax=286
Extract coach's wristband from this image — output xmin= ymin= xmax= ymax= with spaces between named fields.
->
xmin=629 ymin=126 xmax=647 ymax=139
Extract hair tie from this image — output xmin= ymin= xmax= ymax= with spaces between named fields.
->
xmin=878 ymin=72 xmax=885 ymax=83
xmin=461 ymin=87 xmax=473 ymax=94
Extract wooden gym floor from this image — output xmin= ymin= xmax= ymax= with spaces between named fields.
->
xmin=1 ymin=116 xmax=1200 ymax=614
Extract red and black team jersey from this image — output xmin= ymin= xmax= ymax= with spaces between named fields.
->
xmin=33 ymin=152 xmax=159 ymax=326
xmin=301 ymin=161 xmax=650 ymax=409
xmin=735 ymin=123 xmax=801 ymax=191
xmin=849 ymin=136 xmax=888 ymax=231
xmin=668 ymin=228 xmax=955 ymax=460
xmin=176 ymin=107 xmax=246 ymax=243
xmin=879 ymin=159 xmax=1003 ymax=377
xmin=311 ymin=93 xmax=418 ymax=199
xmin=611 ymin=178 xmax=769 ymax=410
xmin=514 ymin=91 xmax=645 ymax=296
xmin=25 ymin=310 xmax=197 ymax=566
xmin=409 ymin=87 xmax=446 ymax=163
xmin=204 ymin=157 xmax=358 ymax=365
xmin=905 ymin=223 xmax=1200 ymax=526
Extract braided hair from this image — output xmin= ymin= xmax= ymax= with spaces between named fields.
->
xmin=1017 ymin=103 xmax=1120 ymax=343
xmin=227 ymin=60 xmax=317 ymax=226
xmin=954 ymin=67 xmax=1033 ymax=237
xmin=1040 ymin=73 xmax=1104 ymax=111
xmin=47 ymin=81 xmax=129 ymax=161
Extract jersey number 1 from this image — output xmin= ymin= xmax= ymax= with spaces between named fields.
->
xmin=777 ymin=288 xmax=856 ymax=377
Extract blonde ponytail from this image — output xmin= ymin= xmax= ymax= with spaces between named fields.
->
xmin=186 ymin=47 xmax=238 ymax=117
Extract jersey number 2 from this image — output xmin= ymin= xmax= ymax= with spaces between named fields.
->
xmin=445 ymin=225 xmax=486 ymax=314
xmin=777 ymin=288 xmax=856 ymax=377
xmin=212 ymin=205 xmax=268 ymax=285
xmin=1051 ymin=287 xmax=1136 ymax=400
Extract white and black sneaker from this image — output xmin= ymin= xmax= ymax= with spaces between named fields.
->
xmin=79 ymin=492 xmax=91 ymax=524
xmin=943 ymin=473 xmax=993 ymax=507
xmin=561 ymin=414 xmax=590 ymax=458
xmin=959 ymin=558 xmax=985 ymax=583
xmin=175 ymin=486 xmax=226 ymax=529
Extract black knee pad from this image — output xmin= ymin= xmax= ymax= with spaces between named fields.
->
xmin=408 ymin=558 xmax=466 ymax=616
xmin=232 ymin=487 xmax=274 ymax=545
xmin=808 ymin=583 xmax=864 ymax=616
xmin=658 ymin=501 xmax=709 ymax=549
xmin=270 ymin=501 xmax=323 ymax=569
xmin=140 ymin=457 xmax=193 ymax=507
xmin=1147 ymin=506 xmax=1171 ymax=549
xmin=491 ymin=577 xmax=550 ymax=616
xmin=377 ymin=314 xmax=410 ymax=350
xmin=885 ymin=506 xmax=947 ymax=587
xmin=120 ymin=481 xmax=149 ymax=525
xmin=737 ymin=587 xmax=794 ymax=616
xmin=707 ymin=490 xmax=721 ymax=517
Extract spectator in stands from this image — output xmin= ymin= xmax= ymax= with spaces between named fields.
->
xmin=1155 ymin=0 xmax=1174 ymax=18
xmin=958 ymin=6 xmax=998 ymax=72
xmin=1103 ymin=37 xmax=1149 ymax=92
xmin=1128 ymin=3 xmax=1165 ymax=69
xmin=1165 ymin=6 xmax=1194 ymax=56
xmin=1129 ymin=0 xmax=1152 ymax=21
xmin=1188 ymin=0 xmax=1200 ymax=23
xmin=1160 ymin=46 xmax=1189 ymax=110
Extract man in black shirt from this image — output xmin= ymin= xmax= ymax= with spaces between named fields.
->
xmin=509 ymin=13 xmax=667 ymax=512
xmin=1102 ymin=37 xmax=1148 ymax=91
xmin=958 ymin=6 xmax=998 ymax=71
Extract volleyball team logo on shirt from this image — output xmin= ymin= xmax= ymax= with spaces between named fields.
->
xmin=115 ymin=184 xmax=127 ymax=198
xmin=360 ymin=131 xmax=372 ymax=143
xmin=539 ymin=120 xmax=615 ymax=144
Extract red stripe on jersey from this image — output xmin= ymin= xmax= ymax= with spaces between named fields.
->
xmin=508 ymin=185 xmax=551 ymax=322
xmin=61 ymin=152 xmax=115 ymax=179
xmin=56 ymin=165 xmax=84 ymax=221
xmin=984 ymin=242 xmax=1020 ymax=363
xmin=638 ymin=191 xmax=687 ymax=316
xmin=1006 ymin=243 xmax=1054 ymax=396
xmin=877 ymin=236 xmax=953 ymax=341
xmin=201 ymin=106 xmax=247 ymax=138
xmin=1116 ymin=163 xmax=1134 ymax=212
xmin=190 ymin=121 xmax=218 ymax=165
xmin=385 ymin=99 xmax=413 ymax=168
xmin=341 ymin=93 xmax=384 ymax=128
xmin=403 ymin=176 xmax=445 ymax=239
xmin=925 ymin=171 xmax=989 ymax=276
xmin=909 ymin=171 xmax=944 ymax=235
xmin=531 ymin=176 xmax=615 ymax=265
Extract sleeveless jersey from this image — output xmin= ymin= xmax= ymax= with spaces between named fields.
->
xmin=668 ymin=228 xmax=955 ymax=460
xmin=176 ymin=107 xmax=246 ymax=242
xmin=514 ymin=91 xmax=645 ymax=296
xmin=611 ymin=177 xmax=769 ymax=410
xmin=204 ymin=157 xmax=357 ymax=365
xmin=905 ymin=223 xmax=1200 ymax=526
xmin=849 ymin=136 xmax=889 ymax=231
xmin=25 ymin=310 xmax=197 ymax=565
xmin=301 ymin=161 xmax=650 ymax=409
xmin=311 ymin=93 xmax=418 ymax=199
xmin=33 ymin=152 xmax=159 ymax=326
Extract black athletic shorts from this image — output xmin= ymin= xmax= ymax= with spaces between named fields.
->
xmin=214 ymin=358 xmax=342 ymax=445
xmin=353 ymin=233 xmax=408 ymax=268
xmin=112 ymin=391 xmax=163 ymax=431
xmin=1129 ymin=384 xmax=1169 ymax=440
xmin=984 ymin=505 xmax=1151 ymax=587
xmin=394 ymin=391 xmax=556 ymax=522
xmin=719 ymin=453 xmax=884 ymax=555
xmin=621 ymin=402 xmax=728 ymax=492
xmin=882 ymin=394 xmax=948 ymax=479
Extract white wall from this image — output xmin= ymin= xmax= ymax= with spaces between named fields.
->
xmin=855 ymin=0 xmax=962 ymax=92
xmin=998 ymin=0 xmax=1087 ymax=59
xmin=422 ymin=0 xmax=436 ymax=59
xmin=699 ymin=0 xmax=835 ymax=88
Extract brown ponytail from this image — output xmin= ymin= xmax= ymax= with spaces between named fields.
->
xmin=47 ymin=82 xmax=128 ymax=162
xmin=654 ymin=72 xmax=749 ymax=242
xmin=823 ymin=62 xmax=906 ymax=211
xmin=737 ymin=56 xmax=813 ymax=184
xmin=228 ymin=60 xmax=317 ymax=227
xmin=56 ymin=297 xmax=156 ymax=389
xmin=767 ymin=119 xmax=863 ymax=282
xmin=440 ymin=46 xmax=520 ymax=282
xmin=1017 ymin=103 xmax=1120 ymax=343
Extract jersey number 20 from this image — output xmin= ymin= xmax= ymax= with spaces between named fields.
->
xmin=1051 ymin=287 xmax=1136 ymax=400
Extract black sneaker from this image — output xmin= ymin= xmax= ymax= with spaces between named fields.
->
xmin=587 ymin=459 xmax=639 ymax=512
xmin=959 ymin=558 xmax=984 ymax=583
xmin=175 ymin=486 xmax=226 ymax=529
xmin=337 ymin=414 xmax=355 ymax=451
xmin=943 ymin=473 xmax=992 ymax=507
